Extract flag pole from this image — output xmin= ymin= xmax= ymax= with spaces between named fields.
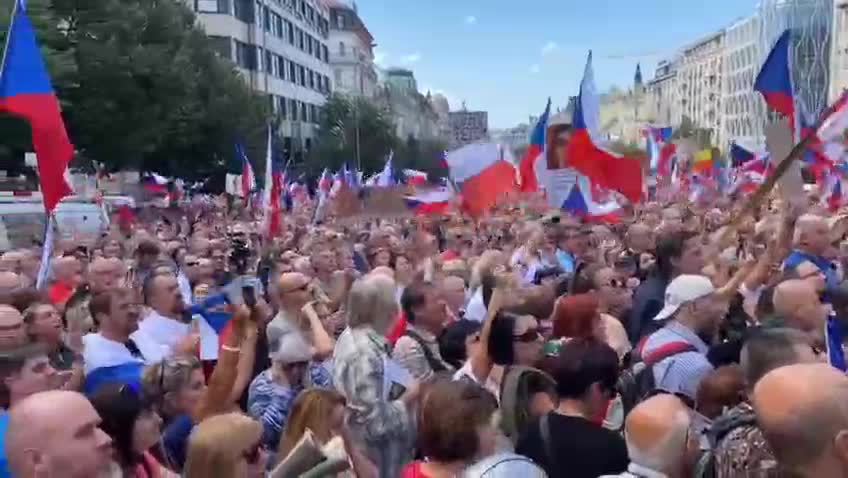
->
xmin=0 ymin=0 xmax=20 ymax=80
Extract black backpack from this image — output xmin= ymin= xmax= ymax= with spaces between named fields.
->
xmin=617 ymin=340 xmax=696 ymax=419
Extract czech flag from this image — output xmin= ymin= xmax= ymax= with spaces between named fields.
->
xmin=445 ymin=142 xmax=518 ymax=216
xmin=755 ymin=29 xmax=795 ymax=124
xmin=261 ymin=126 xmax=283 ymax=237
xmin=561 ymin=175 xmax=621 ymax=222
xmin=238 ymin=143 xmax=255 ymax=200
xmin=730 ymin=143 xmax=756 ymax=167
xmin=825 ymin=176 xmax=844 ymax=212
xmin=0 ymin=0 xmax=73 ymax=213
xmin=518 ymin=98 xmax=551 ymax=192
xmin=565 ymin=52 xmax=643 ymax=203
xmin=404 ymin=186 xmax=452 ymax=215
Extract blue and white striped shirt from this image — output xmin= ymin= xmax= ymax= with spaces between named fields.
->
xmin=641 ymin=321 xmax=713 ymax=401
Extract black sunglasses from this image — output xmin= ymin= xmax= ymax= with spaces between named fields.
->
xmin=513 ymin=328 xmax=541 ymax=343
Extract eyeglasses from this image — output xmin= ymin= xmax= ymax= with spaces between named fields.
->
xmin=242 ymin=442 xmax=265 ymax=465
xmin=513 ymin=328 xmax=541 ymax=343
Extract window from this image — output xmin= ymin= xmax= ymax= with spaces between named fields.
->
xmin=273 ymin=13 xmax=282 ymax=37
xmin=263 ymin=6 xmax=271 ymax=32
xmin=334 ymin=68 xmax=342 ymax=88
xmin=279 ymin=96 xmax=287 ymax=119
xmin=322 ymin=44 xmax=328 ymax=62
xmin=298 ymin=29 xmax=304 ymax=50
xmin=235 ymin=41 xmax=257 ymax=70
xmin=265 ymin=50 xmax=277 ymax=75
xmin=307 ymin=35 xmax=313 ymax=55
xmin=307 ymin=5 xmax=314 ymax=23
xmin=208 ymin=36 xmax=231 ymax=59
xmin=311 ymin=104 xmax=318 ymax=123
xmin=308 ymin=70 xmax=315 ymax=89
xmin=290 ymin=99 xmax=298 ymax=120
xmin=314 ymin=40 xmax=321 ymax=60
xmin=301 ymin=101 xmax=308 ymax=121
xmin=298 ymin=65 xmax=305 ymax=86
xmin=339 ymin=41 xmax=345 ymax=56
xmin=234 ymin=0 xmax=253 ymax=22
xmin=256 ymin=46 xmax=263 ymax=71
xmin=269 ymin=95 xmax=277 ymax=113
xmin=196 ymin=0 xmax=229 ymax=13
xmin=276 ymin=56 xmax=285 ymax=78
xmin=286 ymin=20 xmax=294 ymax=44
xmin=289 ymin=61 xmax=297 ymax=82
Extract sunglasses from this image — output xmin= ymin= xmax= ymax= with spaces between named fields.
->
xmin=282 ymin=283 xmax=309 ymax=294
xmin=242 ymin=442 xmax=265 ymax=465
xmin=513 ymin=328 xmax=541 ymax=343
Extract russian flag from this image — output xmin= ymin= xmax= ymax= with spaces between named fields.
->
xmin=565 ymin=52 xmax=643 ymax=203
xmin=755 ymin=29 xmax=795 ymax=124
xmin=445 ymin=142 xmax=518 ymax=216
xmin=518 ymin=98 xmax=551 ymax=192
xmin=562 ymin=175 xmax=621 ymax=222
xmin=142 ymin=173 xmax=168 ymax=195
xmin=404 ymin=186 xmax=452 ymax=215
xmin=0 ymin=0 xmax=73 ymax=213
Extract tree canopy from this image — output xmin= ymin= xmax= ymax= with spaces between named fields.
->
xmin=0 ymin=0 xmax=270 ymax=180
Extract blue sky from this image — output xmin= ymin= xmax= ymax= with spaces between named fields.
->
xmin=356 ymin=0 xmax=760 ymax=128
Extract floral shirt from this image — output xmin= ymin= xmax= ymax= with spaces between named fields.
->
xmin=333 ymin=326 xmax=415 ymax=478
xmin=246 ymin=364 xmax=332 ymax=450
xmin=713 ymin=402 xmax=779 ymax=477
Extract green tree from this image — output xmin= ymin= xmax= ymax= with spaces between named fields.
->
xmin=308 ymin=93 xmax=395 ymax=177
xmin=0 ymin=0 xmax=269 ymax=180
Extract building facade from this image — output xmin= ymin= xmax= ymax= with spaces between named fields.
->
xmin=831 ymin=0 xmax=848 ymax=101
xmin=760 ymin=0 xmax=833 ymax=119
xmin=429 ymin=93 xmax=452 ymax=141
xmin=186 ymin=0 xmax=332 ymax=160
xmin=722 ymin=14 xmax=766 ymax=150
xmin=677 ymin=30 xmax=726 ymax=145
xmin=645 ymin=58 xmax=681 ymax=127
xmin=449 ymin=110 xmax=489 ymax=148
xmin=326 ymin=0 xmax=378 ymax=98
xmin=374 ymin=69 xmax=440 ymax=141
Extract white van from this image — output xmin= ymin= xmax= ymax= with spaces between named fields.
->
xmin=0 ymin=195 xmax=109 ymax=251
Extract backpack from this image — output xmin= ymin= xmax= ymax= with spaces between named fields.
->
xmin=499 ymin=366 xmax=557 ymax=445
xmin=403 ymin=330 xmax=449 ymax=373
xmin=617 ymin=339 xmax=697 ymax=419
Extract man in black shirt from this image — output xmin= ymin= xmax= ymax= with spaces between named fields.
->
xmin=517 ymin=340 xmax=628 ymax=478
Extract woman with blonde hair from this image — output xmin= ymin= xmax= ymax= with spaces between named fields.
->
xmin=333 ymin=274 xmax=420 ymax=477
xmin=277 ymin=388 xmax=377 ymax=477
xmin=183 ymin=413 xmax=267 ymax=478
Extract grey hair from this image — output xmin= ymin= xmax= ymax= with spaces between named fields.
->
xmin=625 ymin=408 xmax=691 ymax=474
xmin=346 ymin=274 xmax=398 ymax=334
xmin=740 ymin=328 xmax=811 ymax=391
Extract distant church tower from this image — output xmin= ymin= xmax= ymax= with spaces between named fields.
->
xmin=634 ymin=63 xmax=644 ymax=93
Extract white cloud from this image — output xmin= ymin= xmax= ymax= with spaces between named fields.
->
xmin=530 ymin=64 xmax=541 ymax=74
xmin=465 ymin=15 xmax=477 ymax=25
xmin=541 ymin=41 xmax=559 ymax=56
xmin=400 ymin=53 xmax=421 ymax=65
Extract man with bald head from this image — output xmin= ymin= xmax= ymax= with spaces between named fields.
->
xmin=0 ymin=272 xmax=21 ymax=297
xmin=267 ymin=272 xmax=334 ymax=361
xmin=769 ymin=279 xmax=829 ymax=347
xmin=785 ymin=214 xmax=839 ymax=289
xmin=5 ymin=390 xmax=112 ymax=478
xmin=600 ymin=395 xmax=699 ymax=478
xmin=753 ymin=363 xmax=848 ymax=477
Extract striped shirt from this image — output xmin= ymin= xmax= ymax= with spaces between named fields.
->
xmin=641 ymin=321 xmax=713 ymax=401
xmin=246 ymin=365 xmax=332 ymax=450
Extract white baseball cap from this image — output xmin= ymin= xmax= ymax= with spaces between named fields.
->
xmin=652 ymin=274 xmax=716 ymax=322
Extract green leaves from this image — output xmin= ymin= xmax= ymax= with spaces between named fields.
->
xmin=0 ymin=0 xmax=269 ymax=180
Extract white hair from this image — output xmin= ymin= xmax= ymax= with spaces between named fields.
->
xmin=346 ymin=274 xmax=398 ymax=334
xmin=625 ymin=408 xmax=691 ymax=473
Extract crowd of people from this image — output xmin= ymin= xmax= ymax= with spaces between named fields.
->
xmin=1 ymin=189 xmax=848 ymax=478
